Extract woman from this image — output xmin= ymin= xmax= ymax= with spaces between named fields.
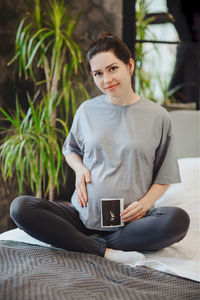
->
xmin=10 ymin=33 xmax=190 ymax=265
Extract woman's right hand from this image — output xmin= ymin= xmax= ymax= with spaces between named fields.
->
xmin=75 ymin=166 xmax=91 ymax=207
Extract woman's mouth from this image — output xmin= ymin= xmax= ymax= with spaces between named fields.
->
xmin=104 ymin=83 xmax=119 ymax=91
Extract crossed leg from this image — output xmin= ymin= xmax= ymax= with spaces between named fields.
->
xmin=10 ymin=196 xmax=190 ymax=257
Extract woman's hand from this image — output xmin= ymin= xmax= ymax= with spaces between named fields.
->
xmin=120 ymin=201 xmax=147 ymax=223
xmin=75 ymin=166 xmax=91 ymax=207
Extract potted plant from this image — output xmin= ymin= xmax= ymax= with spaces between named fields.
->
xmin=0 ymin=0 xmax=88 ymax=201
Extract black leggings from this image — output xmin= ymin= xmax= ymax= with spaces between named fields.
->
xmin=10 ymin=196 xmax=190 ymax=257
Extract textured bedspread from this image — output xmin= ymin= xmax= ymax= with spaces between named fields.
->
xmin=0 ymin=241 xmax=199 ymax=300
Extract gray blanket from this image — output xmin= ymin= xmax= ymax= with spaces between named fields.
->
xmin=0 ymin=240 xmax=199 ymax=300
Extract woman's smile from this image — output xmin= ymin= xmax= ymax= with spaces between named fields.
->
xmin=104 ymin=83 xmax=119 ymax=92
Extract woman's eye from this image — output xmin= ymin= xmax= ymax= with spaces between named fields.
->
xmin=94 ymin=72 xmax=102 ymax=77
xmin=110 ymin=66 xmax=118 ymax=72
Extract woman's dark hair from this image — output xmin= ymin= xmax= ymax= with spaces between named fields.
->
xmin=86 ymin=32 xmax=133 ymax=73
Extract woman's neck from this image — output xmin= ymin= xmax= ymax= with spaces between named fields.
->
xmin=107 ymin=90 xmax=140 ymax=106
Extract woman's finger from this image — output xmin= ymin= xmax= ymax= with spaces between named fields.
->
xmin=77 ymin=183 xmax=87 ymax=206
xmin=121 ymin=210 xmax=137 ymax=220
xmin=81 ymin=181 xmax=88 ymax=202
xmin=121 ymin=201 xmax=138 ymax=215
xmin=123 ymin=212 xmax=144 ymax=222
xmin=121 ymin=205 xmax=142 ymax=219
xmin=85 ymin=171 xmax=92 ymax=183
xmin=75 ymin=167 xmax=91 ymax=207
xmin=76 ymin=182 xmax=86 ymax=206
xmin=122 ymin=207 xmax=146 ymax=222
xmin=76 ymin=189 xmax=84 ymax=207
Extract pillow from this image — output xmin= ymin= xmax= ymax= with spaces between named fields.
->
xmin=155 ymin=157 xmax=200 ymax=231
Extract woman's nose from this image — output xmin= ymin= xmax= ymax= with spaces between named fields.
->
xmin=103 ymin=72 xmax=112 ymax=83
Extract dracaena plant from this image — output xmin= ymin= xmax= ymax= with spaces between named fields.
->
xmin=0 ymin=0 xmax=89 ymax=200
xmin=135 ymin=0 xmax=158 ymax=101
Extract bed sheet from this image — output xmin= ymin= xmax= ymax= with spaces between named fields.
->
xmin=0 ymin=157 xmax=199 ymax=282
xmin=142 ymin=157 xmax=200 ymax=282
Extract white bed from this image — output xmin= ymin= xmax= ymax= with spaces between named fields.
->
xmin=143 ymin=110 xmax=200 ymax=281
xmin=143 ymin=156 xmax=200 ymax=281
xmin=1 ymin=156 xmax=199 ymax=282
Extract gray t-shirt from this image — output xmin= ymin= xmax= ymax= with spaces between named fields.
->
xmin=62 ymin=94 xmax=181 ymax=231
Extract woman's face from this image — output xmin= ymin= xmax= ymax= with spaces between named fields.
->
xmin=89 ymin=51 xmax=134 ymax=99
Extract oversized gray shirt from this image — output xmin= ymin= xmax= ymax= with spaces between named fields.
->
xmin=62 ymin=94 xmax=181 ymax=231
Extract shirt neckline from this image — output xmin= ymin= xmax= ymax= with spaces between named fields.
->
xmin=103 ymin=94 xmax=142 ymax=108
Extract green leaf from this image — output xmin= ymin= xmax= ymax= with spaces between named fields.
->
xmin=0 ymin=107 xmax=16 ymax=127
xmin=7 ymin=52 xmax=20 ymax=66
xmin=16 ymin=18 xmax=27 ymax=46
xmin=26 ymin=30 xmax=54 ymax=69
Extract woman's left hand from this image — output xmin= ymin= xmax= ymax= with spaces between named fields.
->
xmin=120 ymin=201 xmax=147 ymax=223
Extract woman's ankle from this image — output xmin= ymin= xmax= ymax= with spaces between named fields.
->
xmin=104 ymin=248 xmax=110 ymax=258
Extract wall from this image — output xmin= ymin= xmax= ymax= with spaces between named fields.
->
xmin=70 ymin=0 xmax=122 ymax=98
xmin=0 ymin=0 xmax=122 ymax=233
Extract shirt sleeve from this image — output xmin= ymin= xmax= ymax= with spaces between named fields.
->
xmin=62 ymin=108 xmax=83 ymax=157
xmin=152 ymin=112 xmax=181 ymax=184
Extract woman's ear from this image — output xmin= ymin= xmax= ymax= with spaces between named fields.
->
xmin=128 ymin=58 xmax=135 ymax=75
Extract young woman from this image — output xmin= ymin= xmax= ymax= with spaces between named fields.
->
xmin=10 ymin=33 xmax=190 ymax=265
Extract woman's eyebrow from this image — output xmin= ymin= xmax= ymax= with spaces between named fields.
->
xmin=91 ymin=63 xmax=118 ymax=73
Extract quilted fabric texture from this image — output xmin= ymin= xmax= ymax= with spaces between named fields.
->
xmin=0 ymin=241 xmax=199 ymax=300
